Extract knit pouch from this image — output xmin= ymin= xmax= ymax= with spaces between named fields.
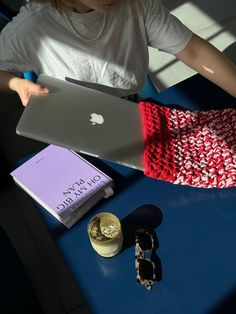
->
xmin=139 ymin=101 xmax=236 ymax=188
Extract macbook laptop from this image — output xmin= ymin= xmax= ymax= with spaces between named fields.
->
xmin=16 ymin=74 xmax=145 ymax=171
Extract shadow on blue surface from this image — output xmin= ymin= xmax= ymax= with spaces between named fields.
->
xmin=209 ymin=288 xmax=236 ymax=314
xmin=148 ymin=74 xmax=236 ymax=111
xmin=121 ymin=204 xmax=163 ymax=282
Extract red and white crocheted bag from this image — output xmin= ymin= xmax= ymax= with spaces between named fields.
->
xmin=139 ymin=101 xmax=236 ymax=188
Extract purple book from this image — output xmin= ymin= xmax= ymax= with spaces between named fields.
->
xmin=11 ymin=145 xmax=114 ymax=227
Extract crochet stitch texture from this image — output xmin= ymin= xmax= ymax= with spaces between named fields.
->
xmin=139 ymin=101 xmax=236 ymax=188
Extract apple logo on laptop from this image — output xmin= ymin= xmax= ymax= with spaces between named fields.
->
xmin=89 ymin=113 xmax=104 ymax=125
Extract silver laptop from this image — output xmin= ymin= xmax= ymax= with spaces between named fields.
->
xmin=16 ymin=74 xmax=145 ymax=170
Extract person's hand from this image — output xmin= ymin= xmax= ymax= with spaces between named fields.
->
xmin=10 ymin=77 xmax=49 ymax=106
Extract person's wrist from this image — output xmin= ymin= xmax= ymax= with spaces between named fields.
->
xmin=8 ymin=76 xmax=22 ymax=92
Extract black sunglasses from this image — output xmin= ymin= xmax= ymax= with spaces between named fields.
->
xmin=135 ymin=228 xmax=156 ymax=290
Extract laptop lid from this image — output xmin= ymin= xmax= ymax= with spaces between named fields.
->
xmin=16 ymin=74 xmax=145 ymax=171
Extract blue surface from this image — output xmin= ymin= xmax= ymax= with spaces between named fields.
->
xmin=34 ymin=158 xmax=236 ymax=314
xmin=19 ymin=75 xmax=236 ymax=314
xmin=138 ymin=75 xmax=159 ymax=100
xmin=144 ymin=74 xmax=236 ymax=111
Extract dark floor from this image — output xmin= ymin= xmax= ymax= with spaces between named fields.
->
xmin=0 ymin=77 xmax=91 ymax=314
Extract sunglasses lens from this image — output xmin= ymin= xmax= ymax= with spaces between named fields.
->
xmin=138 ymin=259 xmax=154 ymax=280
xmin=136 ymin=231 xmax=153 ymax=251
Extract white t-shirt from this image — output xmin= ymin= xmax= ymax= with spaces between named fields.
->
xmin=0 ymin=0 xmax=192 ymax=96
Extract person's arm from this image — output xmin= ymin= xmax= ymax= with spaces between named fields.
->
xmin=176 ymin=33 xmax=236 ymax=97
xmin=0 ymin=70 xmax=49 ymax=106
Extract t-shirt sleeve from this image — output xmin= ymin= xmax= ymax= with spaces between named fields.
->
xmin=0 ymin=23 xmax=32 ymax=75
xmin=144 ymin=0 xmax=193 ymax=54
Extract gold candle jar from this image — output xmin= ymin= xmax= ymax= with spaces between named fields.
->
xmin=87 ymin=212 xmax=123 ymax=257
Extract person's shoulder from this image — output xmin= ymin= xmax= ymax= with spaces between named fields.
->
xmin=1 ymin=2 xmax=55 ymax=38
